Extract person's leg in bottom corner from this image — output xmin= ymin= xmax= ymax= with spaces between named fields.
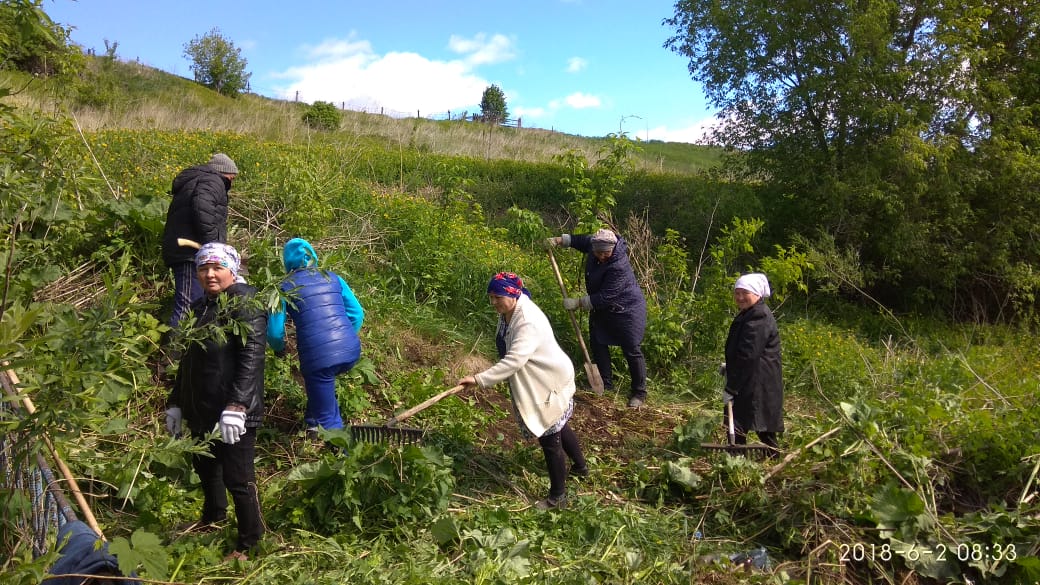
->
xmin=537 ymin=430 xmax=568 ymax=502
xmin=559 ymin=423 xmax=587 ymax=476
xmin=220 ymin=433 xmax=264 ymax=552
xmin=301 ymin=366 xmax=344 ymax=430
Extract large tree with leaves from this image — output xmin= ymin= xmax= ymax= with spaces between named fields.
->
xmin=479 ymin=84 xmax=508 ymax=124
xmin=665 ymin=1 xmax=1040 ymax=318
xmin=183 ymin=27 xmax=250 ymax=97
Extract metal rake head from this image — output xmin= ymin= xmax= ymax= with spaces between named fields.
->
xmin=350 ymin=424 xmax=425 ymax=445
xmin=700 ymin=442 xmax=778 ymax=460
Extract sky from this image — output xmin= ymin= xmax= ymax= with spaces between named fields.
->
xmin=43 ymin=0 xmax=718 ymax=143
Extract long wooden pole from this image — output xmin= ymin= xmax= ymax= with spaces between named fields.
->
xmin=547 ymin=247 xmax=605 ymax=395
xmin=386 ymin=385 xmax=466 ymax=427
xmin=1 ymin=367 xmax=106 ymax=540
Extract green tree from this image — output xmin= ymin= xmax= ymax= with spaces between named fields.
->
xmin=665 ymin=0 xmax=1040 ymax=318
xmin=479 ymin=84 xmax=508 ymax=124
xmin=0 ymin=0 xmax=80 ymax=75
xmin=182 ymin=27 xmax=250 ymax=97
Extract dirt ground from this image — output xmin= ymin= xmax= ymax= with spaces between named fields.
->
xmin=455 ymin=382 xmax=688 ymax=452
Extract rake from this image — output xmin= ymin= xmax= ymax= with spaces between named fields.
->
xmin=348 ymin=384 xmax=466 ymax=444
xmin=700 ymin=401 xmax=777 ymax=459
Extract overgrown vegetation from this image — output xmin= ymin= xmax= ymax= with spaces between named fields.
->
xmin=1 ymin=5 xmax=1038 ymax=584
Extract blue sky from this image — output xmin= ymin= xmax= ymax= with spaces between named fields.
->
xmin=44 ymin=0 xmax=717 ymax=143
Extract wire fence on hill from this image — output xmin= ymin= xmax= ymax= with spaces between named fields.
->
xmin=285 ymin=91 xmax=528 ymax=129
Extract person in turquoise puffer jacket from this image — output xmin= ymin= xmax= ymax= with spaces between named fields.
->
xmin=267 ymin=238 xmax=364 ymax=431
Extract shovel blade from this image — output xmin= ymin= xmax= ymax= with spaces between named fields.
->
xmin=584 ymin=362 xmax=605 ymax=395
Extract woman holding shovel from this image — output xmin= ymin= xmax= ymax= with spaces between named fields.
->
xmin=723 ymin=273 xmax=783 ymax=454
xmin=548 ymin=228 xmax=648 ymax=408
xmin=458 ymin=272 xmax=588 ymax=510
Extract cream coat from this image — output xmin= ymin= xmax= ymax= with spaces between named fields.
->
xmin=474 ymin=294 xmax=576 ymax=436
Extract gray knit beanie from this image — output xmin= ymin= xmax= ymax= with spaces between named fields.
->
xmin=208 ymin=153 xmax=239 ymax=175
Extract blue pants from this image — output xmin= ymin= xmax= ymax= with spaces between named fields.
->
xmin=301 ymin=362 xmax=355 ymax=430
xmin=169 ymin=261 xmax=203 ymax=328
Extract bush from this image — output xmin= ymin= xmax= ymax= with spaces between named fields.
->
xmin=302 ymin=101 xmax=342 ymax=131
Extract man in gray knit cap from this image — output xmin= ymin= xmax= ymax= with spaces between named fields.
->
xmin=161 ymin=153 xmax=239 ymax=331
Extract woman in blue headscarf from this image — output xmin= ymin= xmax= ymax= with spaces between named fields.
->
xmin=267 ymin=238 xmax=364 ymax=432
xmin=723 ymin=273 xmax=783 ymax=452
xmin=458 ymin=272 xmax=588 ymax=510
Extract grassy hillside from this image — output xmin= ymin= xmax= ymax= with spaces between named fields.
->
xmin=2 ymin=57 xmax=1039 ymax=585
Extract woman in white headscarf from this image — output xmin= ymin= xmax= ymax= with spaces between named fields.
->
xmin=723 ymin=273 xmax=783 ymax=452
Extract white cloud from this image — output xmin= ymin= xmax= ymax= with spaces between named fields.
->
xmin=448 ymin=33 xmax=516 ymax=66
xmin=647 ymin=116 xmax=719 ymax=144
xmin=271 ymin=36 xmax=496 ymax=116
xmin=563 ymin=92 xmax=601 ymax=109
xmin=566 ymin=57 xmax=587 ymax=73
xmin=513 ymin=105 xmax=546 ymax=119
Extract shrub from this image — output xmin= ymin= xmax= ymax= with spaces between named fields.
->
xmin=302 ymin=100 xmax=342 ymax=131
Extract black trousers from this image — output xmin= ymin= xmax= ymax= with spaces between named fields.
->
xmin=191 ymin=430 xmax=264 ymax=551
xmin=537 ymin=423 xmax=587 ymax=499
xmin=590 ymin=339 xmax=647 ymax=398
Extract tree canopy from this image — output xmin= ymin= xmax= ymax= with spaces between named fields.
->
xmin=479 ymin=84 xmax=508 ymax=124
xmin=665 ymin=1 xmax=1040 ymax=319
xmin=182 ymin=27 xmax=250 ymax=97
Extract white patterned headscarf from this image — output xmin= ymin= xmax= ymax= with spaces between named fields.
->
xmin=195 ymin=242 xmax=247 ymax=284
xmin=734 ymin=273 xmax=770 ymax=298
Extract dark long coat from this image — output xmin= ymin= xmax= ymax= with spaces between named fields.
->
xmin=724 ymin=299 xmax=784 ymax=433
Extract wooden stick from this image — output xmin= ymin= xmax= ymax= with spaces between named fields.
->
xmin=386 ymin=385 xmax=465 ymax=427
xmin=176 ymin=238 xmax=201 ymax=249
xmin=547 ymin=246 xmax=605 ymax=395
xmin=763 ymin=426 xmax=841 ymax=481
xmin=1 ymin=367 xmax=106 ymax=540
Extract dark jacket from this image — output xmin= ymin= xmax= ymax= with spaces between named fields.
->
xmin=277 ymin=268 xmax=362 ymax=373
xmin=161 ymin=165 xmax=231 ymax=266
xmin=569 ymin=234 xmax=647 ymax=347
xmin=724 ymin=299 xmax=784 ymax=433
xmin=169 ymin=283 xmax=265 ymax=432
xmin=48 ymin=520 xmax=135 ymax=584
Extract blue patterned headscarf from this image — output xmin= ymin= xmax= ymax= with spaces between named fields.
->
xmin=487 ymin=272 xmax=531 ymax=299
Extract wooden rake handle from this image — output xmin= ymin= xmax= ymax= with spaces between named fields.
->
xmin=386 ymin=384 xmax=466 ymax=427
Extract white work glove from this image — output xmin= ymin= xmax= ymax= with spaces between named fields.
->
xmin=718 ymin=362 xmax=727 ymax=377
xmin=218 ymin=410 xmax=247 ymax=445
xmin=563 ymin=296 xmax=592 ymax=311
xmin=164 ymin=407 xmax=182 ymax=437
xmin=545 ymin=237 xmax=561 ymax=248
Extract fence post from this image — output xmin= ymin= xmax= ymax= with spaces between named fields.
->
xmin=518 ymin=117 xmax=522 ymax=129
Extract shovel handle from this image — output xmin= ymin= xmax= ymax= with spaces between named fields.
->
xmin=547 ymin=249 xmax=596 ymax=366
xmin=177 ymin=238 xmax=202 ymax=250
xmin=387 ymin=384 xmax=466 ymax=427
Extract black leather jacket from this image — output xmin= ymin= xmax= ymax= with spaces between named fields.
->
xmin=169 ymin=283 xmax=265 ymax=432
